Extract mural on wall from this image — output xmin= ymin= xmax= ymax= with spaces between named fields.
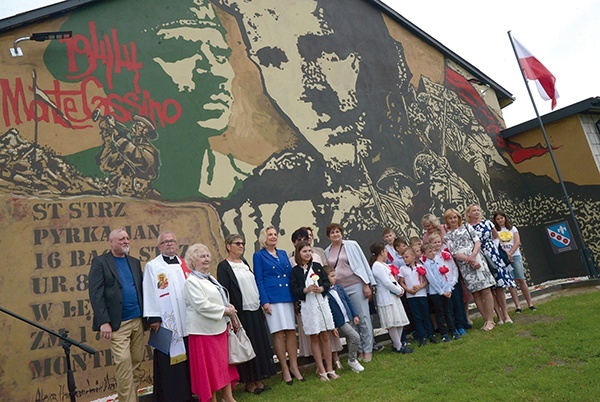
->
xmin=0 ymin=0 xmax=598 ymax=400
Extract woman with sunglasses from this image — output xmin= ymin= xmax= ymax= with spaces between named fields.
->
xmin=217 ymin=234 xmax=276 ymax=394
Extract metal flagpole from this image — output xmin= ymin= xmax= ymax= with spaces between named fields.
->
xmin=33 ymin=69 xmax=39 ymax=144
xmin=507 ymin=31 xmax=598 ymax=278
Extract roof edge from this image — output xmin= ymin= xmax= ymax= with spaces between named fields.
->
xmin=500 ymin=97 xmax=600 ymax=138
xmin=0 ymin=0 xmax=103 ymax=34
xmin=1 ymin=0 xmax=515 ymax=107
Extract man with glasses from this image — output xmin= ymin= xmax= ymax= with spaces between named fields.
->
xmin=89 ymin=228 xmax=145 ymax=402
xmin=143 ymin=232 xmax=193 ymax=402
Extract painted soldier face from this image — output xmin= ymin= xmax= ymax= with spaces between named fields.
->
xmin=152 ymin=13 xmax=233 ymax=132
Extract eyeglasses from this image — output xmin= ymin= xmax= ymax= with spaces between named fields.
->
xmin=159 ymin=239 xmax=177 ymax=245
xmin=232 ymin=242 xmax=245 ymax=246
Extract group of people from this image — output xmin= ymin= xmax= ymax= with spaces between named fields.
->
xmin=88 ymin=205 xmax=535 ymax=402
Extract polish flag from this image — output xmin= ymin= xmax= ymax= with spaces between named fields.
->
xmin=513 ymin=38 xmax=559 ymax=109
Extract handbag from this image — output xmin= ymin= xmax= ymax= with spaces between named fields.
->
xmin=497 ymin=246 xmax=512 ymax=266
xmin=481 ymin=252 xmax=499 ymax=277
xmin=228 ymin=313 xmax=256 ymax=365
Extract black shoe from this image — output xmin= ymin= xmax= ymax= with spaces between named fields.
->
xmin=399 ymin=346 xmax=414 ymax=354
xmin=418 ymin=338 xmax=427 ymax=347
xmin=529 ymin=306 xmax=537 ymax=311
xmin=442 ymin=334 xmax=452 ymax=342
xmin=429 ymin=336 xmax=439 ymax=344
xmin=452 ymin=331 xmax=462 ymax=341
xmin=292 ymin=374 xmax=306 ymax=382
xmin=259 ymin=385 xmax=272 ymax=392
xmin=515 ymin=308 xmax=523 ymax=314
xmin=373 ymin=343 xmax=385 ymax=352
xmin=245 ymin=387 xmax=264 ymax=395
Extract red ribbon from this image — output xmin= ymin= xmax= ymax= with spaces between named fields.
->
xmin=387 ymin=251 xmax=394 ymax=263
xmin=439 ymin=265 xmax=449 ymax=281
xmin=441 ymin=250 xmax=452 ymax=261
xmin=389 ymin=264 xmax=400 ymax=277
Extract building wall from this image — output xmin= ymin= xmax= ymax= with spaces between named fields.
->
xmin=505 ymin=115 xmax=600 ymax=185
xmin=0 ymin=0 xmax=598 ymax=400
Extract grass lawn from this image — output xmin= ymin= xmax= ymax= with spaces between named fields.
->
xmin=232 ymin=289 xmax=600 ymax=401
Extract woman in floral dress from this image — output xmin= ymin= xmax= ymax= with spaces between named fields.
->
xmin=443 ymin=208 xmax=496 ymax=331
xmin=466 ymin=204 xmax=516 ymax=325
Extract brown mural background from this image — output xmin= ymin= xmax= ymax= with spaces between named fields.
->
xmin=0 ymin=0 xmax=597 ymax=400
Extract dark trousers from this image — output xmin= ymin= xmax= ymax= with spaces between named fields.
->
xmin=400 ymin=293 xmax=414 ymax=343
xmin=428 ymin=294 xmax=456 ymax=335
xmin=407 ymin=296 xmax=434 ymax=340
xmin=451 ymin=285 xmax=469 ymax=329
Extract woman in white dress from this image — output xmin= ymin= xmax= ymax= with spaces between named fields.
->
xmin=290 ymin=241 xmax=338 ymax=381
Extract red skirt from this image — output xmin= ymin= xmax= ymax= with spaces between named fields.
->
xmin=188 ymin=330 xmax=239 ymax=402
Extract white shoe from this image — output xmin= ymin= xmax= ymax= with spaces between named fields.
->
xmin=348 ymin=359 xmax=364 ymax=373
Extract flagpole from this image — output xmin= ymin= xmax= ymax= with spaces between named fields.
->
xmin=507 ymin=31 xmax=598 ymax=278
xmin=33 ymin=69 xmax=39 ymax=145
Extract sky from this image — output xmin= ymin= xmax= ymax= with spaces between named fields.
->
xmin=382 ymin=0 xmax=600 ymax=127
xmin=2 ymin=0 xmax=599 ymax=127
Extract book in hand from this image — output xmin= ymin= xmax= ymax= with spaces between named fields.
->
xmin=148 ymin=326 xmax=173 ymax=355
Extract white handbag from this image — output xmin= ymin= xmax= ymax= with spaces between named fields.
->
xmin=228 ymin=313 xmax=256 ymax=365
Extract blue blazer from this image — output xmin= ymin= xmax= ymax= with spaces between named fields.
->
xmin=326 ymin=284 xmax=359 ymax=328
xmin=253 ymin=248 xmax=294 ymax=305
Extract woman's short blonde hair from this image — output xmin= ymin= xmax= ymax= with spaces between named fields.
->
xmin=443 ymin=208 xmax=463 ymax=226
xmin=421 ymin=213 xmax=441 ymax=228
xmin=258 ymin=225 xmax=277 ymax=248
xmin=465 ymin=204 xmax=480 ymax=221
xmin=184 ymin=243 xmax=211 ymax=269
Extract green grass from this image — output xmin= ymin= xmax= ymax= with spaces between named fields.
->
xmin=232 ymin=290 xmax=600 ymax=401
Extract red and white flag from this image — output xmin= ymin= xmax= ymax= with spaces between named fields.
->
xmin=513 ymin=38 xmax=559 ymax=109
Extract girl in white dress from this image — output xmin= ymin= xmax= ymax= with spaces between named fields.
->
xmin=369 ymin=242 xmax=413 ymax=354
xmin=290 ymin=241 xmax=338 ymax=381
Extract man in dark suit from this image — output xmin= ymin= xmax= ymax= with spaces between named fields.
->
xmin=89 ymin=227 xmax=145 ymax=402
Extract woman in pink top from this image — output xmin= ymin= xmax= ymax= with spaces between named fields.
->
xmin=421 ymin=213 xmax=447 ymax=244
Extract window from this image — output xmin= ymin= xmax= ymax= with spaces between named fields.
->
xmin=579 ymin=114 xmax=600 ymax=172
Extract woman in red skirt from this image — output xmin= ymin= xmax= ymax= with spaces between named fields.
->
xmin=184 ymin=243 xmax=239 ymax=402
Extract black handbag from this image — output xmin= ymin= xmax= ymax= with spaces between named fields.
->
xmin=497 ymin=246 xmax=512 ymax=266
xmin=481 ymin=252 xmax=499 ymax=277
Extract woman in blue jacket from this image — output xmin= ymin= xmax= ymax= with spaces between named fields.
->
xmin=253 ymin=226 xmax=304 ymax=385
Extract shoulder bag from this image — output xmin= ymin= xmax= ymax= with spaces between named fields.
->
xmin=497 ymin=246 xmax=512 ymax=266
xmin=228 ymin=313 xmax=256 ymax=365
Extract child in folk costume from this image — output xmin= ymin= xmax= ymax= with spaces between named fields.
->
xmin=370 ymin=242 xmax=413 ymax=354
xmin=290 ymin=241 xmax=339 ymax=381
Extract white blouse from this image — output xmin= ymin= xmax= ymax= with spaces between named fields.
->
xmin=230 ymin=261 xmax=261 ymax=311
